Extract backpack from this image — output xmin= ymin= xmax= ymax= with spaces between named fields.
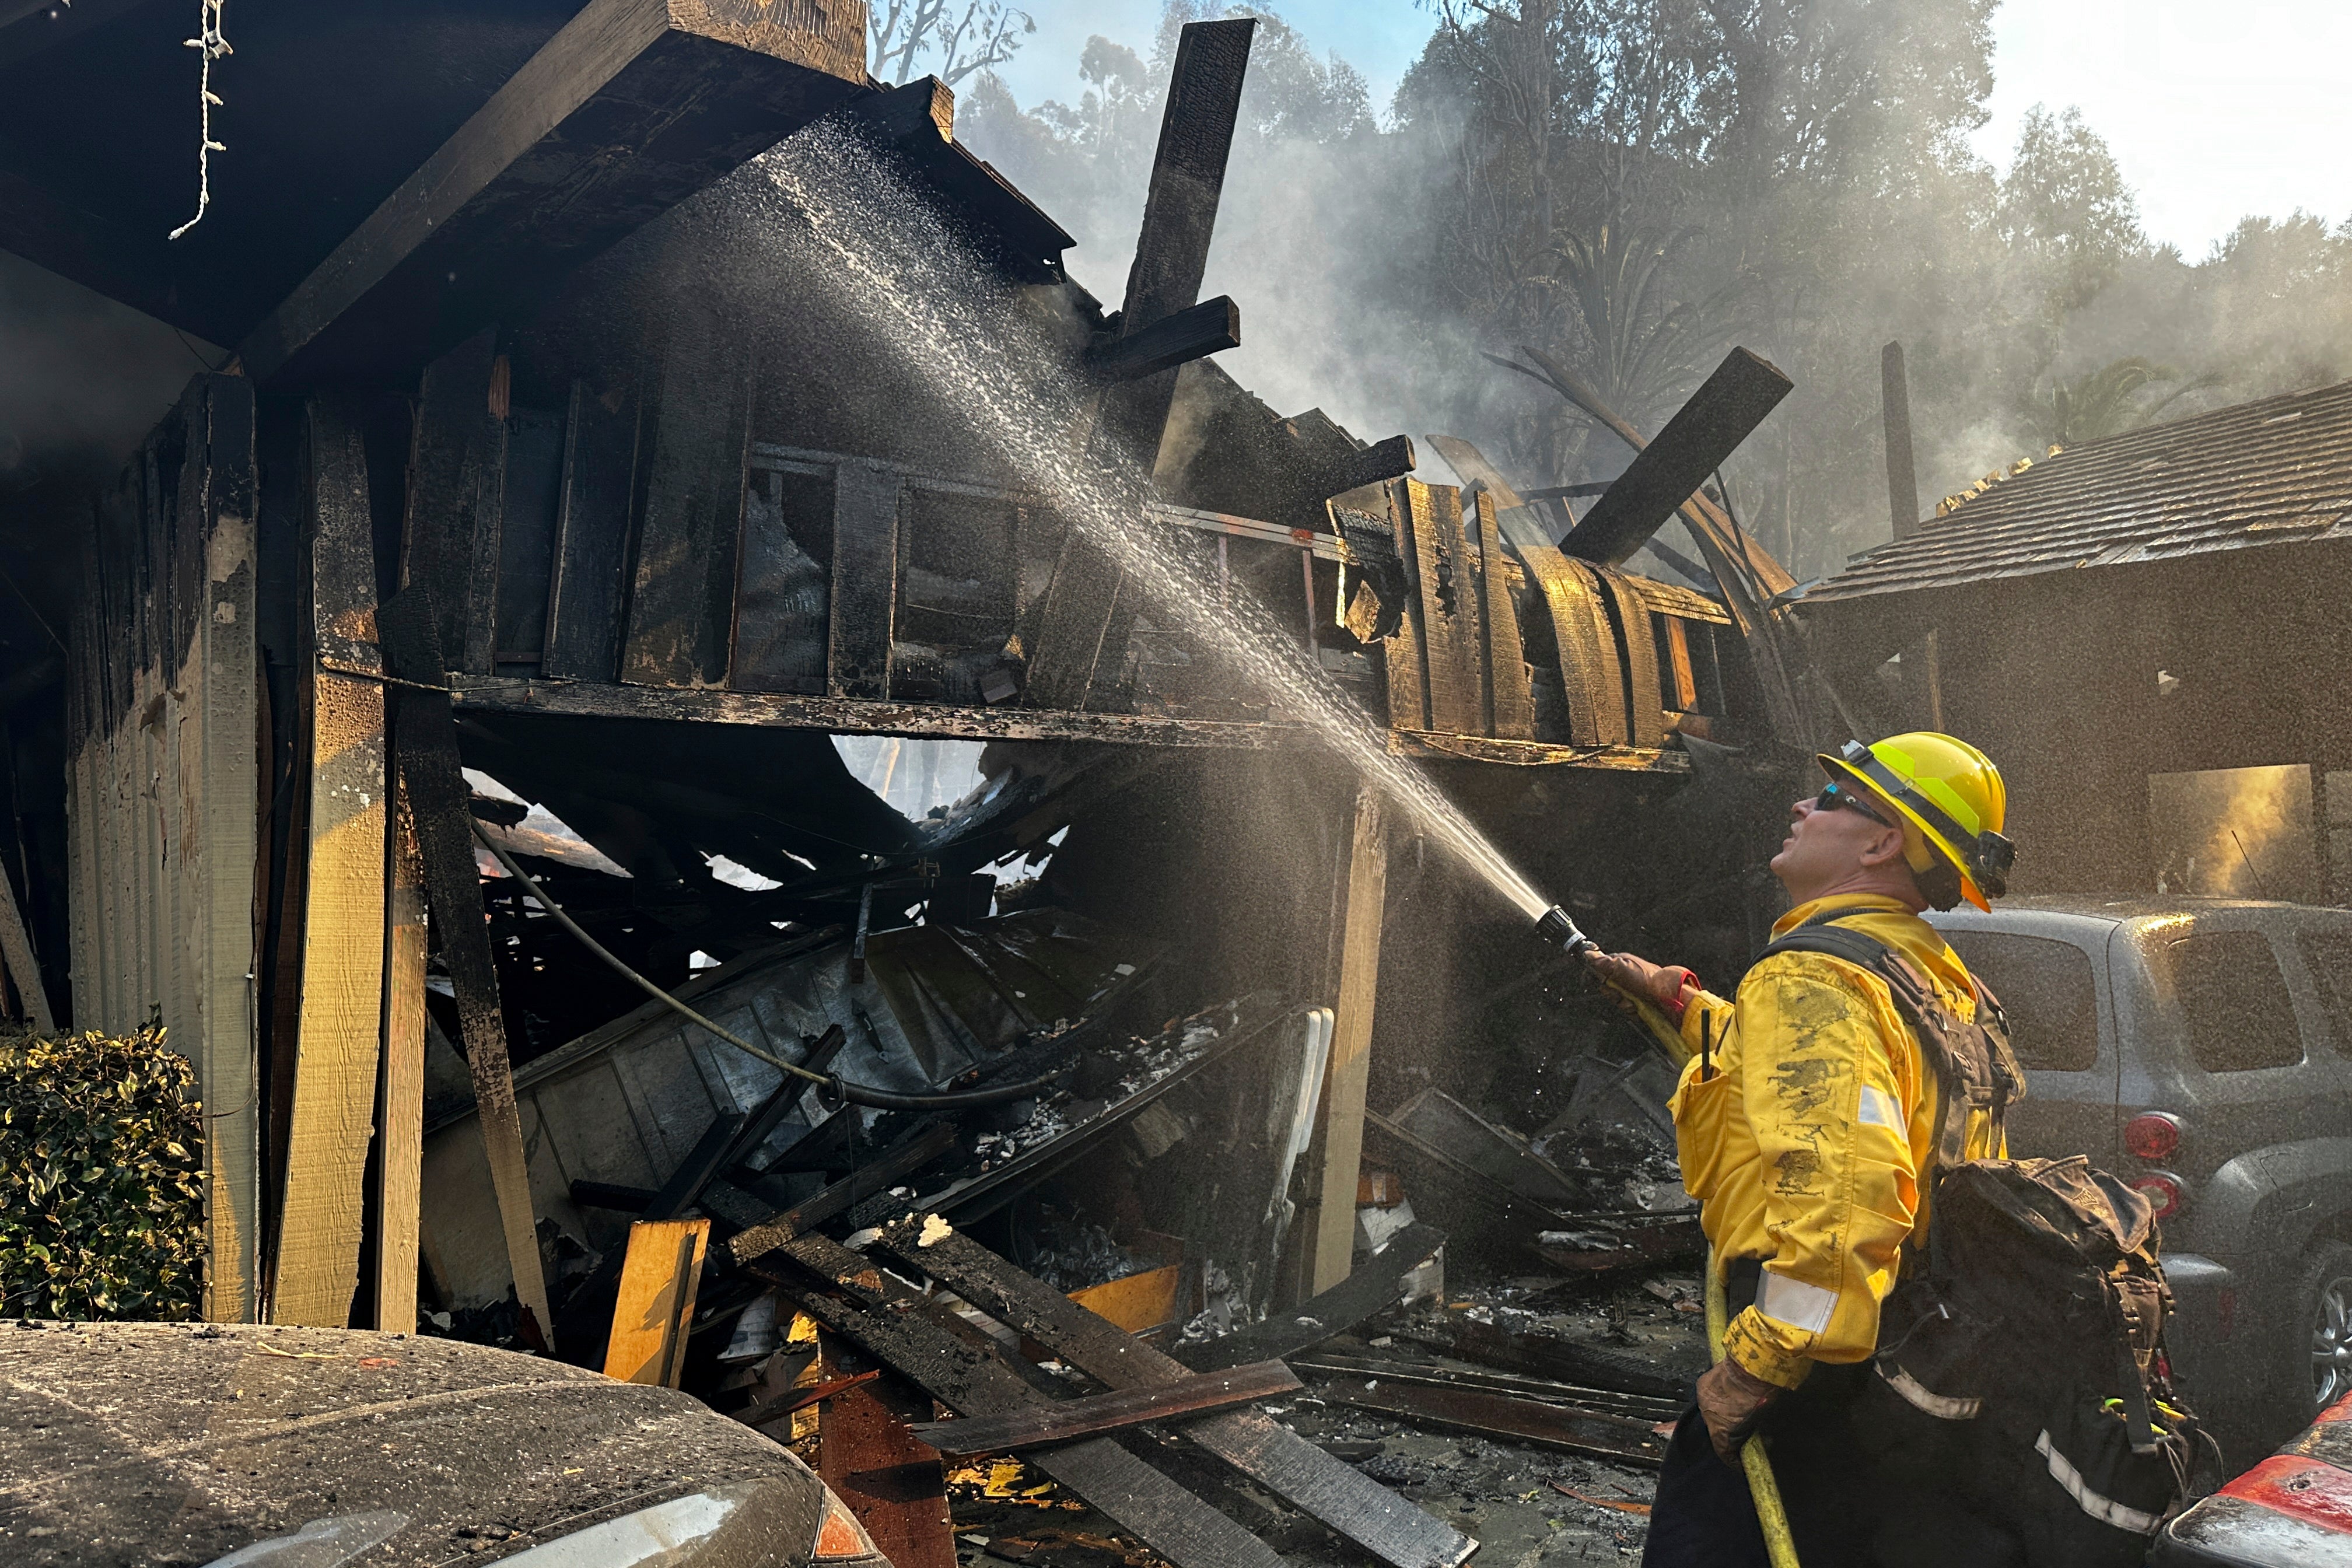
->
xmin=1756 ymin=913 xmax=2204 ymax=1563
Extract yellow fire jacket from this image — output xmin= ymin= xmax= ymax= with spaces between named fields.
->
xmin=1668 ymin=892 xmax=2004 ymax=1390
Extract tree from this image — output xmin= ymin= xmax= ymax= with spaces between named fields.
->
xmin=2028 ymin=356 xmax=2218 ymax=447
xmin=870 ymin=1 xmax=1037 ymax=89
xmin=2000 ymin=105 xmax=2144 ymax=313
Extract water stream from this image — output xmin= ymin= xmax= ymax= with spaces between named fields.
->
xmin=758 ymin=125 xmax=1551 ymax=922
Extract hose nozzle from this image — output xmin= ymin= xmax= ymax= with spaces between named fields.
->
xmin=1535 ymin=904 xmax=1595 ymax=957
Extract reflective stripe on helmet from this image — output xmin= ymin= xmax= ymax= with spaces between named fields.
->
xmin=1838 ymin=741 xmax=2015 ymax=894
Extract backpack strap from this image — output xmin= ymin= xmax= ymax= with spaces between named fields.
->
xmin=1754 ymin=916 xmax=2015 ymax=1167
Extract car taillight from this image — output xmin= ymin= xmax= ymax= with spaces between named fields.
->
xmin=813 ymin=1490 xmax=881 ymax=1561
xmin=2130 ymin=1171 xmax=2182 ymax=1219
xmin=2124 ymin=1111 xmax=2182 ymax=1161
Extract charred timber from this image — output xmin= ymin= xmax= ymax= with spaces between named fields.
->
xmin=1087 ymin=296 xmax=1242 ymax=383
xmin=239 ymin=0 xmax=866 ymax=387
xmin=1562 ymin=349 xmax=1793 ymax=568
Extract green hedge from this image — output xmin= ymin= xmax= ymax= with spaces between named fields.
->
xmin=1 ymin=1027 xmax=206 ymax=1319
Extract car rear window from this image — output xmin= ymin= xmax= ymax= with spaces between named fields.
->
xmin=1943 ymin=932 xmax=2099 ymax=1072
xmin=2294 ymin=929 xmax=2352 ymax=1056
xmin=2155 ymin=930 xmax=2304 ymax=1072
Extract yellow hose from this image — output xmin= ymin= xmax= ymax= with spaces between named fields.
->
xmin=1705 ymin=1248 xmax=1803 ymax=1568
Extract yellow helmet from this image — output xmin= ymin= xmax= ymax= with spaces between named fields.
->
xmin=1819 ymin=732 xmax=2015 ymax=911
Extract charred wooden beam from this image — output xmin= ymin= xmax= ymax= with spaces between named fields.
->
xmin=911 ymin=1360 xmax=1303 ymax=1456
xmin=399 ymin=332 xmax=507 ymax=678
xmin=871 ymin=1216 xmax=1478 ymax=1568
xmin=1883 ymin=340 xmax=1922 ymax=540
xmin=379 ymin=590 xmax=553 ymax=1339
xmin=237 ymin=0 xmax=866 ymax=387
xmin=1308 ymin=1376 xmax=1666 ymax=1468
xmin=1086 ymin=295 xmax=1241 ymax=383
xmin=621 ymin=311 xmax=755 ymax=688
xmin=830 ymin=75 xmax=1073 ymax=281
xmin=1562 ymin=348 xmax=1793 ymax=568
xmin=273 ymin=395 xmax=390 ymax=1328
xmin=1331 ymin=433 xmax=1417 ymax=497
xmin=757 ymin=1231 xmax=1290 ymax=1568
xmin=1022 ymin=18 xmax=1255 ymax=710
xmin=1184 ymin=1222 xmax=1445 ymax=1372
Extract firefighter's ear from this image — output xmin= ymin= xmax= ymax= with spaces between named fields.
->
xmin=1856 ymin=822 xmax=1910 ymax=870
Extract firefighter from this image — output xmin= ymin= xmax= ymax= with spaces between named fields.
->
xmin=1586 ymin=733 xmax=2018 ymax=1568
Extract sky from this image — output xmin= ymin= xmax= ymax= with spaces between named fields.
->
xmin=985 ymin=1 xmax=2352 ymax=260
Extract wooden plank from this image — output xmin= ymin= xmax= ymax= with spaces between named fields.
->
xmin=1497 ymin=507 xmax=1627 ymax=747
xmin=1181 ymin=1223 xmax=1446 ymax=1373
xmin=272 ymin=394 xmax=390 ymax=1328
xmin=870 ymin=1217 xmax=1475 ymax=1568
xmin=376 ymin=592 xmax=553 ymax=1338
xmin=818 ymin=1338 xmax=956 ymax=1568
xmin=236 ymin=0 xmax=866 ymax=387
xmin=758 ymin=1234 xmax=1287 ymax=1568
xmin=1070 ymin=1262 xmax=1184 ymax=1338
xmin=1562 ymin=348 xmax=1793 ymax=568
xmin=1471 ymin=488 xmax=1535 ymax=740
xmin=1086 ymin=295 xmax=1240 ymax=383
xmin=553 ymin=1108 xmax=745 ymax=1364
xmin=1662 ymin=616 xmax=1699 ymax=712
xmin=1592 ymin=565 xmax=1669 ymax=749
xmin=825 ymin=460 xmax=900 ymax=700
xmin=603 ymin=1217 xmax=710 ymax=1387
xmin=1347 ymin=482 xmax=1427 ymax=731
xmin=911 ymin=1361 xmax=1302 ymax=1457
xmin=727 ymin=1119 xmax=958 ymax=1266
xmin=1309 ymin=1376 xmax=1665 ymax=1468
xmin=1306 ymin=785 xmax=1386 ymax=1294
xmin=400 ymin=332 xmax=507 ymax=679
xmin=543 ymin=378 xmax=642 ymax=681
xmin=1399 ymin=481 xmax=1485 ymax=736
xmin=449 ymin=674 xmax=1296 ymax=748
xmin=184 ymin=375 xmax=264 ymax=1326
xmin=374 ymin=773 xmax=426 ymax=1332
xmin=621 ymin=316 xmax=753 ymax=687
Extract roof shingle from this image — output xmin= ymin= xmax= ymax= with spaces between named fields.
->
xmin=1804 ymin=377 xmax=2352 ymax=604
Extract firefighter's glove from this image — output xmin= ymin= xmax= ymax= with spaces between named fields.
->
xmin=1695 ymin=1356 xmax=1783 ymax=1466
xmin=1582 ymin=951 xmax=1701 ymax=1022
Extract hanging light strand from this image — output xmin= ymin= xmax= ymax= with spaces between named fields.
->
xmin=167 ymin=0 xmax=230 ymax=241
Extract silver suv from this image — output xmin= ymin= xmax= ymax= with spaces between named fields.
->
xmin=1926 ymin=896 xmax=2352 ymax=1457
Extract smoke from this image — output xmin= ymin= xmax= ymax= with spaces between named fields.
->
xmin=957 ymin=5 xmax=2352 ymax=577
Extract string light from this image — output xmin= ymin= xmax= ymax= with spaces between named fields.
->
xmin=167 ymin=0 xmax=230 ymax=241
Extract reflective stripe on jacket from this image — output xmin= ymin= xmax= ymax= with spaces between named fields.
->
xmin=1668 ymin=892 xmax=2004 ymax=1390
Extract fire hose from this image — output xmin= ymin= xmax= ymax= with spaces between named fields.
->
xmin=1539 ymin=905 xmax=1804 ymax=1567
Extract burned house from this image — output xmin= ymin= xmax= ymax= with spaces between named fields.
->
xmin=1807 ymin=376 xmax=2352 ymax=904
xmin=0 ymin=4 xmax=1835 ymax=1560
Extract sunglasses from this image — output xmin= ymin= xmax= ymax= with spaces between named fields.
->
xmin=1815 ymin=782 xmax=1894 ymax=827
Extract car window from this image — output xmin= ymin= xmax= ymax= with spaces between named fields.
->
xmin=2154 ymin=930 xmax=2304 ymax=1072
xmin=2295 ymin=929 xmax=2352 ymax=1056
xmin=1943 ymin=932 xmax=2099 ymax=1072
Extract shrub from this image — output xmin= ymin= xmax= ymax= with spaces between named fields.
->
xmin=0 ymin=1027 xmax=206 ymax=1319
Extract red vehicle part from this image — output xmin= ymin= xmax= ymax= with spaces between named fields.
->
xmin=2155 ymin=1393 xmax=2352 ymax=1565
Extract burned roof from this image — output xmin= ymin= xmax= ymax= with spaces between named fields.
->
xmin=1805 ymin=376 xmax=2352 ymax=605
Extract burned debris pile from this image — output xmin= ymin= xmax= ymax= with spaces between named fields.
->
xmin=393 ymin=719 xmax=1721 ymax=1567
